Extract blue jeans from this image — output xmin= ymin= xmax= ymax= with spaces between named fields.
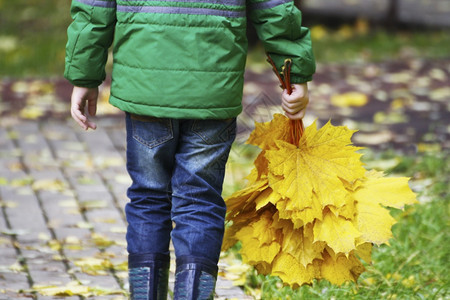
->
xmin=125 ymin=113 xmax=236 ymax=264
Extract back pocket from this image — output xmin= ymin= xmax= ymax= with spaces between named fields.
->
xmin=130 ymin=114 xmax=173 ymax=149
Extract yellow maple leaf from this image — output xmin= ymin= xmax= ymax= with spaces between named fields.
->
xmin=223 ymin=208 xmax=260 ymax=251
xmin=252 ymin=210 xmax=281 ymax=245
xmin=354 ymin=194 xmax=397 ymax=246
xmin=225 ymin=179 xmax=268 ymax=217
xmin=245 ymin=151 xmax=270 ymax=183
xmin=271 ymin=253 xmax=321 ymax=286
xmin=266 ymin=120 xmax=365 ymax=209
xmin=354 ymin=242 xmax=372 ymax=264
xmin=313 ymin=210 xmax=361 ymax=254
xmin=247 ymin=114 xmax=292 ymax=149
xmin=280 ymin=223 xmax=326 ymax=267
xmin=354 ymin=171 xmax=417 ymax=209
xmin=353 ymin=171 xmax=417 ymax=245
xmin=254 ymin=187 xmax=281 ymax=211
xmin=236 ymin=226 xmax=280 ymax=267
xmin=278 ymin=192 xmax=324 ymax=226
xmin=320 ymin=251 xmax=365 ymax=285
xmin=327 ymin=192 xmax=356 ymax=220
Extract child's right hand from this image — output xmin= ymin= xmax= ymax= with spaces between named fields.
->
xmin=281 ymin=83 xmax=309 ymax=120
xmin=70 ymin=86 xmax=98 ymax=130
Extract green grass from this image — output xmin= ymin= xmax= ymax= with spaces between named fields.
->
xmin=310 ymin=28 xmax=450 ymax=63
xmin=0 ymin=0 xmax=71 ymax=77
xmin=247 ymin=26 xmax=450 ymax=72
xmin=225 ymin=149 xmax=449 ymax=299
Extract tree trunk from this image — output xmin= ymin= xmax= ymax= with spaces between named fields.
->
xmin=386 ymin=0 xmax=399 ymax=29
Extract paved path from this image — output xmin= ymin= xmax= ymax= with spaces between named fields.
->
xmin=0 ymin=117 xmax=249 ymax=299
xmin=0 ymin=57 xmax=449 ymax=299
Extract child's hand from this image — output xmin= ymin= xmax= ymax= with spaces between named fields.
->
xmin=281 ymin=83 xmax=309 ymax=120
xmin=71 ymin=86 xmax=98 ymax=130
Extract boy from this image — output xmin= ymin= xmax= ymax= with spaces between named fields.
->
xmin=65 ymin=0 xmax=315 ymax=298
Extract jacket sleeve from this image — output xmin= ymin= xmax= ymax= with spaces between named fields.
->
xmin=247 ymin=0 xmax=315 ymax=83
xmin=64 ymin=0 xmax=116 ymax=88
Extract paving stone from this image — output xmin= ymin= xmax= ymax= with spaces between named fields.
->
xmin=52 ymin=227 xmax=92 ymax=245
xmin=64 ymin=247 xmax=105 ymax=261
xmin=0 ymin=208 xmax=9 ymax=231
xmin=85 ymin=209 xmax=126 ymax=229
xmin=1 ymin=187 xmax=50 ymax=245
xmin=103 ymin=122 xmax=127 ymax=159
xmin=28 ymin=270 xmax=73 ymax=286
xmin=215 ymin=276 xmax=252 ymax=299
xmin=104 ymin=244 xmax=128 ymax=260
xmin=0 ymin=246 xmax=17 ymax=265
xmin=40 ymin=196 xmax=86 ymax=230
xmin=81 ymin=127 xmax=123 ymax=158
xmin=0 ymin=127 xmax=18 ymax=156
xmin=75 ymin=272 xmax=122 ymax=290
xmin=0 ymin=273 xmax=31 ymax=296
xmin=20 ymin=248 xmax=70 ymax=284
xmin=0 ymin=257 xmax=29 ymax=292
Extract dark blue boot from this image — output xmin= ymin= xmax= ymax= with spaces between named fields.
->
xmin=173 ymin=256 xmax=218 ymax=300
xmin=128 ymin=253 xmax=170 ymax=300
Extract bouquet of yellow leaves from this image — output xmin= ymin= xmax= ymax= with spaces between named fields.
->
xmin=222 ymin=58 xmax=417 ymax=288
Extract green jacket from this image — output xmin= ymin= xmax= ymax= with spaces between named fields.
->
xmin=64 ymin=0 xmax=315 ymax=119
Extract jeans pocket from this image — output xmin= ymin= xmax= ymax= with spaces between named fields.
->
xmin=191 ymin=118 xmax=237 ymax=145
xmin=130 ymin=114 xmax=173 ymax=149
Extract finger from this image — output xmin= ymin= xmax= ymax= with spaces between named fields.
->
xmin=73 ymin=114 xmax=88 ymax=130
xmin=283 ymin=87 xmax=306 ymax=100
xmin=71 ymin=104 xmax=87 ymax=122
xmin=85 ymin=119 xmax=97 ymax=130
xmin=71 ymin=110 xmax=88 ymax=130
xmin=282 ymin=90 xmax=309 ymax=102
xmin=285 ymin=108 xmax=306 ymax=120
xmin=71 ymin=103 xmax=90 ymax=129
xmin=282 ymin=99 xmax=304 ymax=110
xmin=88 ymin=97 xmax=97 ymax=117
xmin=282 ymin=96 xmax=309 ymax=109
xmin=281 ymin=100 xmax=307 ymax=114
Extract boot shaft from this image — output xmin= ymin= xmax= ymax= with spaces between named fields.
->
xmin=129 ymin=253 xmax=170 ymax=300
xmin=173 ymin=256 xmax=218 ymax=300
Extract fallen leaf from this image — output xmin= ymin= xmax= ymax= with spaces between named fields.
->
xmin=331 ymin=92 xmax=368 ymax=107
xmin=32 ymin=179 xmax=66 ymax=192
xmin=74 ymin=257 xmax=113 ymax=276
xmin=31 ymin=281 xmax=124 ymax=297
xmin=19 ymin=106 xmax=45 ymax=120
xmin=9 ymin=261 xmax=24 ymax=273
xmin=0 ymin=177 xmax=8 ymax=185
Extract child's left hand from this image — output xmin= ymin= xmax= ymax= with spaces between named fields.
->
xmin=71 ymin=86 xmax=99 ymax=130
xmin=281 ymin=83 xmax=309 ymax=120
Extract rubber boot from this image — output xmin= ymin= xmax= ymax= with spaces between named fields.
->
xmin=173 ymin=256 xmax=218 ymax=300
xmin=128 ymin=253 xmax=170 ymax=300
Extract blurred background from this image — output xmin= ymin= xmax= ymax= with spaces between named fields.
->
xmin=1 ymin=0 xmax=450 ymax=76
xmin=0 ymin=0 xmax=449 ymax=299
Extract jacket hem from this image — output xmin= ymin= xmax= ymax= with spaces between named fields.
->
xmin=109 ymin=94 xmax=243 ymax=119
